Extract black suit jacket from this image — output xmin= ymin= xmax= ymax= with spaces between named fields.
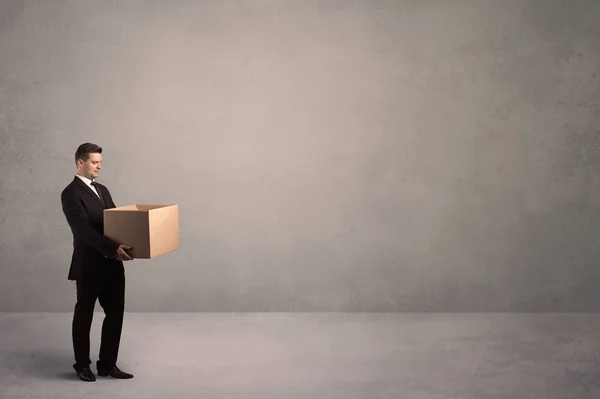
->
xmin=61 ymin=176 xmax=123 ymax=281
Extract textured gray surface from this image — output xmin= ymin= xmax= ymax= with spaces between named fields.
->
xmin=1 ymin=0 xmax=600 ymax=311
xmin=1 ymin=313 xmax=600 ymax=398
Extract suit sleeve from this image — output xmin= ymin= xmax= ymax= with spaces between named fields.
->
xmin=61 ymin=188 xmax=120 ymax=257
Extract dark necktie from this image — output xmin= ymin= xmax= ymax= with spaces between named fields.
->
xmin=91 ymin=181 xmax=106 ymax=207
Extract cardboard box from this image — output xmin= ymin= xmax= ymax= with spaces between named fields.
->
xmin=104 ymin=204 xmax=179 ymax=259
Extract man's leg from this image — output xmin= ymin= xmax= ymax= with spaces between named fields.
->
xmin=72 ymin=279 xmax=99 ymax=372
xmin=97 ymin=271 xmax=126 ymax=372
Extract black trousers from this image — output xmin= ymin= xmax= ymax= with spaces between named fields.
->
xmin=72 ymin=270 xmax=125 ymax=372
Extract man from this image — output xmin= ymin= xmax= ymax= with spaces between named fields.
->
xmin=61 ymin=143 xmax=134 ymax=382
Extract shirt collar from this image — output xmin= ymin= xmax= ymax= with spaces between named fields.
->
xmin=76 ymin=174 xmax=95 ymax=186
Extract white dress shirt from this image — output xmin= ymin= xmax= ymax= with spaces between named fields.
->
xmin=75 ymin=174 xmax=101 ymax=199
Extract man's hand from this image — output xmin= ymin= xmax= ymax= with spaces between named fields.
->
xmin=115 ymin=245 xmax=133 ymax=261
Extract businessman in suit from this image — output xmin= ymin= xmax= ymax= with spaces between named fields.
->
xmin=61 ymin=143 xmax=134 ymax=382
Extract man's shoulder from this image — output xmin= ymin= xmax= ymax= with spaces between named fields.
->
xmin=61 ymin=179 xmax=80 ymax=197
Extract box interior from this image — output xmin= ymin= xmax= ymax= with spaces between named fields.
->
xmin=111 ymin=204 xmax=172 ymax=211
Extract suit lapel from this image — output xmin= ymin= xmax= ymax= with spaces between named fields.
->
xmin=73 ymin=176 xmax=106 ymax=208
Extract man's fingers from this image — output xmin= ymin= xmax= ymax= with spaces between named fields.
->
xmin=116 ymin=249 xmax=133 ymax=261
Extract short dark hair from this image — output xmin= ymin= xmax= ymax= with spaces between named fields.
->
xmin=75 ymin=143 xmax=102 ymax=165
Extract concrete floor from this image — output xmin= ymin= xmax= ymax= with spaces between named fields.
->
xmin=1 ymin=313 xmax=599 ymax=398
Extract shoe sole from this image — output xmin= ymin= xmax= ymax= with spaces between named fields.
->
xmin=98 ymin=373 xmax=133 ymax=378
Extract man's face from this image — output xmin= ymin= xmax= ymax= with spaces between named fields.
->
xmin=78 ymin=152 xmax=102 ymax=180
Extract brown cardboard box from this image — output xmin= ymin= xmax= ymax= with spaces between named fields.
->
xmin=104 ymin=204 xmax=179 ymax=259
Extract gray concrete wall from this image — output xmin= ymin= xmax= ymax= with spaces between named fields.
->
xmin=1 ymin=0 xmax=599 ymax=312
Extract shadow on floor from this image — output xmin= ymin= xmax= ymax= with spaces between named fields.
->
xmin=4 ymin=350 xmax=79 ymax=380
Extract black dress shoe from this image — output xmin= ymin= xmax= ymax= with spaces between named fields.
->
xmin=76 ymin=367 xmax=96 ymax=382
xmin=98 ymin=365 xmax=134 ymax=379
